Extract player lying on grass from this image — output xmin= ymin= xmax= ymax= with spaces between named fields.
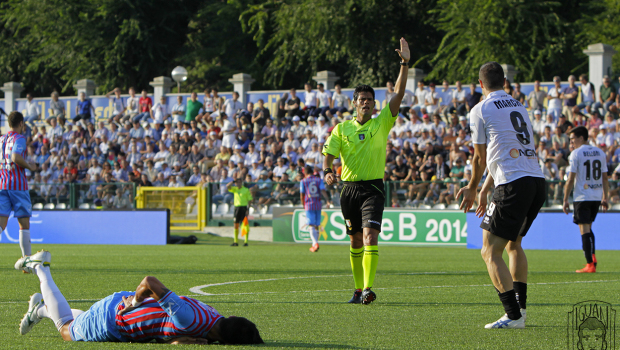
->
xmin=16 ymin=250 xmax=263 ymax=344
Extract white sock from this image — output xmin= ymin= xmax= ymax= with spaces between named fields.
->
xmin=37 ymin=307 xmax=83 ymax=320
xmin=34 ymin=265 xmax=74 ymax=330
xmin=19 ymin=229 xmax=31 ymax=256
xmin=310 ymin=227 xmax=319 ymax=245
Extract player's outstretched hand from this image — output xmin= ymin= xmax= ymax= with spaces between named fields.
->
xmin=475 ymin=191 xmax=488 ymax=218
xmin=395 ymin=37 xmax=410 ymax=62
xmin=457 ymin=185 xmax=475 ymax=213
xmin=562 ymin=200 xmax=570 ymax=215
xmin=324 ymin=173 xmax=337 ymax=186
xmin=601 ymin=199 xmax=609 ymax=213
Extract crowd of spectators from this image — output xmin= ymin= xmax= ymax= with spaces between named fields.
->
xmin=18 ymin=75 xmax=620 ymax=211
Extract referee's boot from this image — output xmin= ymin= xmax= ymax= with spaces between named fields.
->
xmin=576 ymin=262 xmax=596 ymax=273
xmin=347 ymin=290 xmax=362 ymax=304
xmin=361 ymin=288 xmax=376 ymax=305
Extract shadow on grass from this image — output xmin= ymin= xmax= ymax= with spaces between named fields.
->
xmin=262 ymin=341 xmax=370 ymax=349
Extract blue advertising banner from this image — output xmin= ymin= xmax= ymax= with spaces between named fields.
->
xmin=467 ymin=211 xmax=620 ymax=250
xmin=0 ymin=210 xmax=169 ymax=245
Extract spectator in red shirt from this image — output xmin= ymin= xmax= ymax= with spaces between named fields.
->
xmin=134 ymin=90 xmax=153 ymax=123
xmin=63 ymin=160 xmax=78 ymax=182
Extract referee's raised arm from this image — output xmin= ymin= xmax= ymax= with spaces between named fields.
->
xmin=388 ymin=38 xmax=411 ymax=116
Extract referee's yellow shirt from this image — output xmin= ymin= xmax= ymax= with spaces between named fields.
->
xmin=323 ymin=105 xmax=396 ymax=182
xmin=228 ymin=186 xmax=253 ymax=207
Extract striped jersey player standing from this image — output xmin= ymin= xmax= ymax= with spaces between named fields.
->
xmin=562 ymin=126 xmax=609 ymax=273
xmin=1 ymin=112 xmax=37 ymax=265
xmin=300 ymin=165 xmax=329 ymax=252
xmin=16 ymin=250 xmax=263 ymax=344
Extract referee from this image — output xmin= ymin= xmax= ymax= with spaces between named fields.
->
xmin=322 ymin=37 xmax=410 ymax=305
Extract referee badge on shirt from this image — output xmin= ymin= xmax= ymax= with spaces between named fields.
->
xmin=359 ymin=134 xmax=365 ymax=141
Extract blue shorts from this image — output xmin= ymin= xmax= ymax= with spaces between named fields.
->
xmin=305 ymin=210 xmax=321 ymax=227
xmin=0 ymin=190 xmax=31 ymax=218
xmin=70 ymin=292 xmax=132 ymax=342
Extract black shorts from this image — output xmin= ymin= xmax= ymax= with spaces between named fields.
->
xmin=480 ymin=176 xmax=546 ymax=241
xmin=573 ymin=201 xmax=601 ymax=225
xmin=340 ymin=179 xmax=385 ymax=235
xmin=233 ymin=206 xmax=247 ymax=224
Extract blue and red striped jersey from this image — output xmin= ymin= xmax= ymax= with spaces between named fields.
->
xmin=114 ymin=291 xmax=224 ymax=342
xmin=300 ymin=175 xmax=325 ymax=211
xmin=0 ymin=131 xmax=28 ymax=191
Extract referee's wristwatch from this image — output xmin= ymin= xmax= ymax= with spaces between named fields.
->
xmin=323 ymin=168 xmax=333 ymax=176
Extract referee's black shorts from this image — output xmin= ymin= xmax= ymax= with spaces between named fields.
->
xmin=480 ymin=176 xmax=546 ymax=241
xmin=573 ymin=201 xmax=601 ymax=225
xmin=340 ymin=179 xmax=385 ymax=235
xmin=233 ymin=206 xmax=248 ymax=224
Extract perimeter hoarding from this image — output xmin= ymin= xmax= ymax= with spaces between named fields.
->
xmin=0 ymin=209 xmax=169 ymax=245
xmin=273 ymin=207 xmax=467 ymax=246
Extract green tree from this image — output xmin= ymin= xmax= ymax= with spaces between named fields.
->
xmin=428 ymin=0 xmax=587 ymax=83
xmin=240 ymin=0 xmax=441 ymax=88
xmin=2 ymin=0 xmax=200 ymax=95
xmin=579 ymin=0 xmax=620 ymax=76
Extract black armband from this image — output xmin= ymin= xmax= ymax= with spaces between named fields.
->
xmin=400 ymin=61 xmax=409 ymax=66
xmin=323 ymin=168 xmax=333 ymax=176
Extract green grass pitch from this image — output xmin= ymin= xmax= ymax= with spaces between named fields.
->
xmin=1 ymin=234 xmax=618 ymax=349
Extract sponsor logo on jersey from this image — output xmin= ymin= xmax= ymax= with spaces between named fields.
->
xmin=345 ymin=219 xmax=352 ymax=229
xmin=359 ymin=134 xmax=365 ymax=141
xmin=583 ymin=183 xmax=603 ymax=190
xmin=509 ymin=148 xmax=537 ymax=159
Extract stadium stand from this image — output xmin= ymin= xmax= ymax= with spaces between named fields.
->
xmin=15 ymin=78 xmax=620 ymax=217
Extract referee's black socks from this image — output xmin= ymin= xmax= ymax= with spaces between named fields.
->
xmin=581 ymin=232 xmax=595 ymax=264
xmin=513 ymin=282 xmax=527 ymax=310
xmin=498 ymin=290 xmax=522 ymax=320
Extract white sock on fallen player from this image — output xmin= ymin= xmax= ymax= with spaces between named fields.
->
xmin=34 ymin=265 xmax=74 ymax=330
xmin=310 ymin=227 xmax=319 ymax=245
xmin=37 ymin=306 xmax=84 ymax=320
xmin=19 ymin=229 xmax=31 ymax=256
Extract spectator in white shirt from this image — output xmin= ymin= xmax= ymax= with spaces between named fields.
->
xmin=106 ymin=88 xmax=126 ymax=123
xmin=412 ymin=81 xmax=428 ymax=116
xmin=49 ymin=91 xmax=66 ymax=122
xmin=25 ymin=93 xmax=41 ymax=123
xmin=273 ymin=158 xmax=288 ymax=179
xmin=171 ymin=96 xmax=185 ymax=123
xmin=577 ymin=74 xmax=595 ymax=114
xmin=531 ymin=110 xmax=545 ymax=136
xmin=438 ymin=80 xmax=453 ymax=118
xmin=230 ymin=144 xmax=246 ymax=165
xmin=315 ymin=83 xmax=332 ymax=118
xmin=48 ymin=117 xmax=63 ymax=144
xmin=301 ymin=128 xmax=318 ymax=151
xmin=223 ymin=92 xmax=244 ymax=119
xmin=304 ymin=83 xmax=318 ymax=117
xmin=328 ymin=84 xmax=351 ymax=119
xmin=452 ymin=81 xmax=467 ymax=116
xmin=425 ymin=83 xmax=439 ymax=116
xmin=124 ymin=87 xmax=139 ymax=123
xmin=283 ymin=131 xmax=300 ymax=151
xmin=151 ymin=96 xmax=169 ymax=124
xmin=315 ymin=116 xmax=330 ymax=143
xmin=547 ymin=76 xmax=563 ymax=122
xmin=596 ymin=125 xmax=614 ymax=147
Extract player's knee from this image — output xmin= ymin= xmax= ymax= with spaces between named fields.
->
xmin=60 ymin=323 xmax=73 ymax=341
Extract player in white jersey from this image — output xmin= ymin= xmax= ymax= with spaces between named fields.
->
xmin=562 ymin=126 xmax=609 ymax=273
xmin=458 ymin=62 xmax=546 ymax=329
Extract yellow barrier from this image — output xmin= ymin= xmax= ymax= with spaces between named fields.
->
xmin=136 ymin=186 xmax=206 ymax=231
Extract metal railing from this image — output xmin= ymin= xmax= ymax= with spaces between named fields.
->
xmin=29 ymin=182 xmax=136 ymax=209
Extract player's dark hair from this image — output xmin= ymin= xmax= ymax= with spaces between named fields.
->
xmin=8 ymin=111 xmax=24 ymax=128
xmin=353 ymin=85 xmax=375 ymax=101
xmin=218 ymin=317 xmax=264 ymax=345
xmin=479 ymin=62 xmax=505 ymax=90
xmin=569 ymin=126 xmax=588 ymax=142
xmin=304 ymin=165 xmax=314 ymax=176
